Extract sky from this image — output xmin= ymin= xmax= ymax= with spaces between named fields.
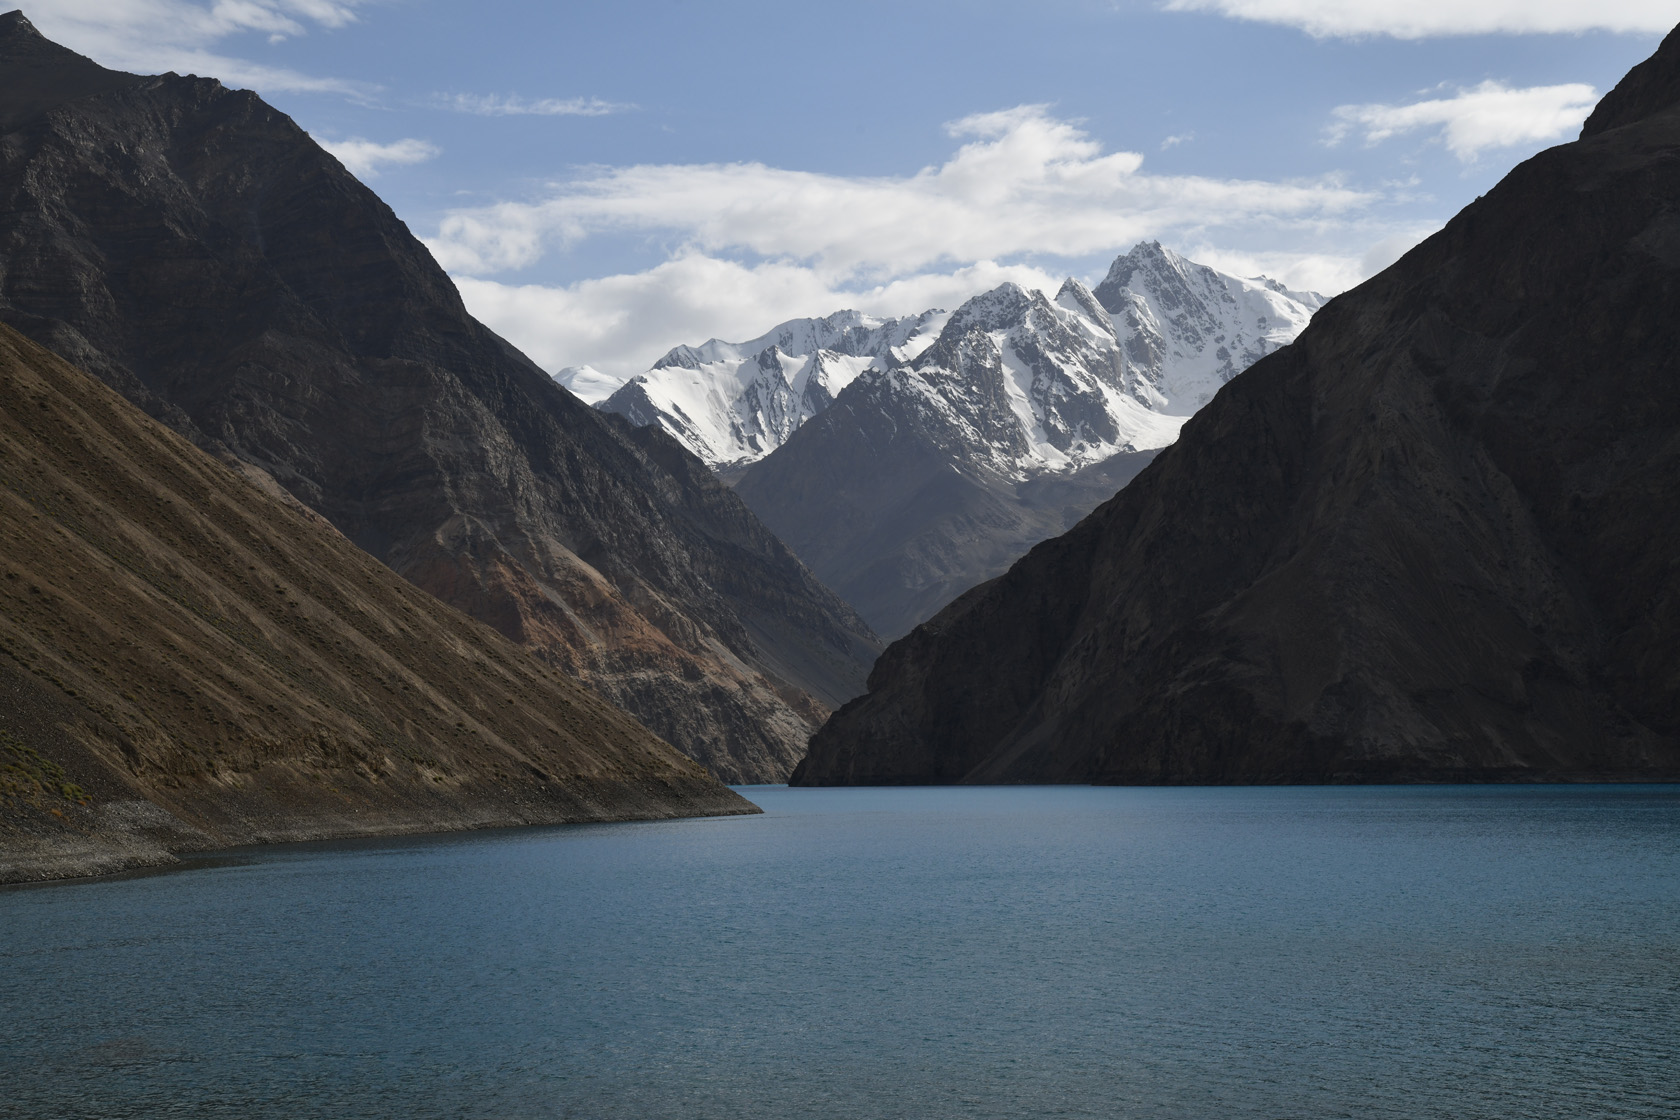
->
xmin=21 ymin=0 xmax=1679 ymax=376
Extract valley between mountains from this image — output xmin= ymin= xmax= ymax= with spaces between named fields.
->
xmin=5 ymin=7 xmax=1680 ymax=883
xmin=583 ymin=243 xmax=1323 ymax=637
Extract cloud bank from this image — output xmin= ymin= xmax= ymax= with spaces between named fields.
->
xmin=28 ymin=0 xmax=369 ymax=95
xmin=426 ymin=106 xmax=1414 ymax=376
xmin=1329 ymin=81 xmax=1600 ymax=161
xmin=428 ymin=106 xmax=1370 ymax=279
xmin=456 ymin=256 xmax=1070 ymax=381
xmin=1163 ymin=0 xmax=1680 ymax=38
xmin=436 ymin=93 xmax=632 ymax=117
xmin=317 ymin=137 xmax=440 ymax=179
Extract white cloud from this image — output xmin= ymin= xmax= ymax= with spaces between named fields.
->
xmin=1160 ymin=132 xmax=1195 ymax=150
xmin=1328 ymin=81 xmax=1599 ymax=161
xmin=436 ymin=93 xmax=632 ymax=117
xmin=424 ymin=105 xmax=1373 ymax=279
xmin=317 ymin=137 xmax=440 ymax=179
xmin=453 ymin=254 xmax=1068 ymax=378
xmin=27 ymin=0 xmax=370 ymax=95
xmin=450 ymin=235 xmax=1463 ymax=378
xmin=423 ymin=105 xmax=1439 ymax=374
xmin=1162 ymin=0 xmax=1680 ymax=38
xmin=1186 ymin=222 xmax=1443 ymax=295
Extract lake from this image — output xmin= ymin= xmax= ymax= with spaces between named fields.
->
xmin=2 ymin=785 xmax=1677 ymax=1119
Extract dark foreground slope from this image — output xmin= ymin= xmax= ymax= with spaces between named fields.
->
xmin=0 ymin=12 xmax=877 ymax=782
xmin=796 ymin=28 xmax=1680 ymax=785
xmin=0 ymin=323 xmax=754 ymax=883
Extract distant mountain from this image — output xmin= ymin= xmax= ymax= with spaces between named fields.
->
xmin=0 ymin=11 xmax=878 ymax=783
xmin=1095 ymin=242 xmax=1326 ymax=414
xmin=794 ymin=25 xmax=1680 ymax=786
xmin=590 ymin=252 xmax=1320 ymax=477
xmin=733 ymin=248 xmax=1324 ymax=636
xmin=0 ymin=322 xmax=752 ymax=884
xmin=555 ymin=364 xmax=626 ymax=402
xmin=592 ymin=309 xmax=949 ymax=471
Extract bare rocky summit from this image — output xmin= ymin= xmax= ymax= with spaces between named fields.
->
xmin=0 ymin=11 xmax=878 ymax=782
xmin=0 ymin=323 xmax=754 ymax=883
xmin=795 ymin=26 xmax=1680 ymax=785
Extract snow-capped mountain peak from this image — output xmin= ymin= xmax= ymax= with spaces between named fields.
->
xmin=577 ymin=243 xmax=1322 ymax=472
xmin=860 ymin=278 xmax=1174 ymax=478
xmin=1094 ymin=241 xmax=1325 ymax=413
xmin=592 ymin=308 xmax=949 ymax=470
xmin=554 ymin=364 xmax=627 ymax=404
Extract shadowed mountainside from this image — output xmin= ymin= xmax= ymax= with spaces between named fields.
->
xmin=0 ymin=323 xmax=754 ymax=883
xmin=737 ymin=385 xmax=1157 ymax=638
xmin=0 ymin=11 xmax=878 ymax=783
xmin=795 ymin=26 xmax=1680 ymax=786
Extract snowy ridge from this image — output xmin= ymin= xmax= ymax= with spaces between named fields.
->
xmin=1094 ymin=241 xmax=1326 ymax=413
xmin=847 ymin=278 xmax=1186 ymax=480
xmin=554 ymin=364 xmax=626 ymax=403
xmin=579 ymin=243 xmax=1322 ymax=473
xmin=592 ymin=308 xmax=949 ymax=469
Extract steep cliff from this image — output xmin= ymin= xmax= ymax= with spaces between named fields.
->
xmin=0 ymin=12 xmax=878 ymax=781
xmin=796 ymin=27 xmax=1680 ymax=785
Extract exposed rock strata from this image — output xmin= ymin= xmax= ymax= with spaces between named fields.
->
xmin=0 ymin=12 xmax=878 ymax=781
xmin=795 ymin=27 xmax=1680 ymax=785
xmin=0 ymin=323 xmax=754 ymax=884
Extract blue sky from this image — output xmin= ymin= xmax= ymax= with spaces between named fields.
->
xmin=25 ymin=0 xmax=1677 ymax=374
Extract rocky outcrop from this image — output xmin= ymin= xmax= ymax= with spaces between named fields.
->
xmin=0 ymin=12 xmax=879 ymax=782
xmin=0 ymin=323 xmax=754 ymax=883
xmin=794 ymin=26 xmax=1680 ymax=785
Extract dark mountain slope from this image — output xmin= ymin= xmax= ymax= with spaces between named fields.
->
xmin=736 ymin=375 xmax=1157 ymax=639
xmin=0 ymin=11 xmax=878 ymax=783
xmin=795 ymin=28 xmax=1680 ymax=785
xmin=0 ymin=323 xmax=753 ymax=883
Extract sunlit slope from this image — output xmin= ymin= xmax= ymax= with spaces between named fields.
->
xmin=0 ymin=324 xmax=754 ymax=883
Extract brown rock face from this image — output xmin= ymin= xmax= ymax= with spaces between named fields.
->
xmin=795 ymin=27 xmax=1680 ymax=786
xmin=0 ymin=323 xmax=756 ymax=883
xmin=0 ymin=12 xmax=879 ymax=781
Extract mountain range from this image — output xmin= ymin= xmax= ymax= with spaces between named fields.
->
xmin=588 ymin=308 xmax=950 ymax=477
xmin=795 ymin=25 xmax=1680 ymax=785
xmin=584 ymin=245 xmax=1321 ymax=479
xmin=731 ymin=249 xmax=1323 ymax=636
xmin=576 ymin=246 xmax=1321 ymax=638
xmin=0 ymin=11 xmax=878 ymax=784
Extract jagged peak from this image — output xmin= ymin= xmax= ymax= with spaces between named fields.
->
xmin=1581 ymin=22 xmax=1680 ymax=138
xmin=0 ymin=10 xmax=149 ymax=132
xmin=947 ymin=281 xmax=1033 ymax=324
xmin=1 ymin=8 xmax=73 ymax=58
xmin=1055 ymin=276 xmax=1108 ymax=324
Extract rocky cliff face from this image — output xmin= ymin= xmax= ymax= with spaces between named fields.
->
xmin=0 ymin=12 xmax=879 ymax=781
xmin=794 ymin=26 xmax=1680 ymax=785
xmin=0 ymin=323 xmax=753 ymax=883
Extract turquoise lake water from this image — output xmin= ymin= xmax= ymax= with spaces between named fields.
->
xmin=2 ymin=784 xmax=1677 ymax=1119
